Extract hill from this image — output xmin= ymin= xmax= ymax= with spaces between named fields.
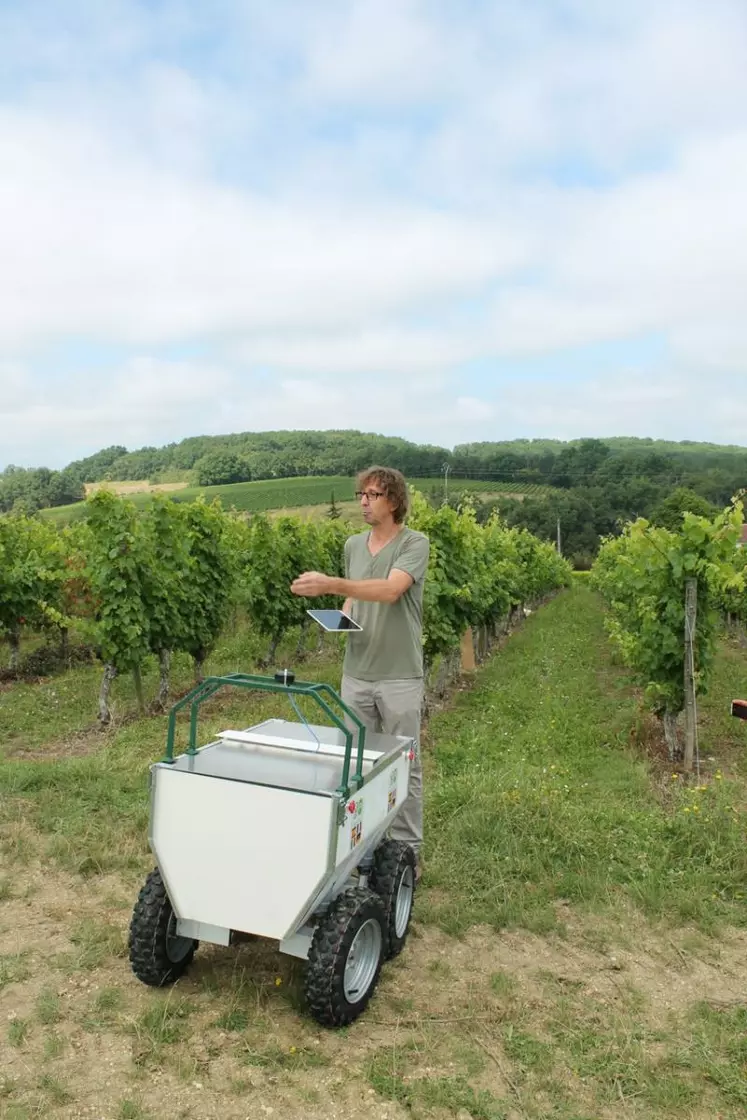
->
xmin=4 ymin=429 xmax=747 ymax=517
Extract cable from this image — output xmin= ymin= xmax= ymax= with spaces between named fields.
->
xmin=288 ymin=693 xmax=321 ymax=752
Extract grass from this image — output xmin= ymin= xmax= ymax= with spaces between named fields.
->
xmin=421 ymin=584 xmax=747 ymax=935
xmin=34 ymin=988 xmax=61 ymax=1025
xmin=0 ymin=952 xmax=31 ymax=991
xmin=367 ymin=1046 xmax=507 ymax=1119
xmin=131 ymin=996 xmax=196 ymax=1067
xmin=8 ymin=1017 xmax=31 ymax=1047
xmin=1 ymin=582 xmax=747 ymax=1117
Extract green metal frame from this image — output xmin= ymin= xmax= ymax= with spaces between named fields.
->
xmin=161 ymin=673 xmax=367 ymax=797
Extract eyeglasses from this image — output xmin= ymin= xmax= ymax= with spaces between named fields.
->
xmin=355 ymin=489 xmax=386 ymax=501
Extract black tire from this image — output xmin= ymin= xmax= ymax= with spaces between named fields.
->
xmin=370 ymin=840 xmax=416 ymax=958
xmin=305 ymin=888 xmax=385 ymax=1028
xmin=129 ymin=867 xmax=197 ymax=987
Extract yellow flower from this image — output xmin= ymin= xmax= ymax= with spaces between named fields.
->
xmin=290 ymin=1046 xmax=297 ymax=1054
xmin=275 ymin=977 xmax=283 ymax=987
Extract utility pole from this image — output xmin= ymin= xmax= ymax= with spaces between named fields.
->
xmin=556 ymin=516 xmax=562 ymax=555
xmin=443 ymin=463 xmax=451 ymax=504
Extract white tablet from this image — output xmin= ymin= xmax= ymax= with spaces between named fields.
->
xmin=307 ymin=609 xmax=363 ymax=632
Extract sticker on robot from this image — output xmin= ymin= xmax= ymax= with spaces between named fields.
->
xmin=350 ymin=822 xmax=363 ymax=849
xmin=387 ymin=788 xmax=397 ymax=811
xmin=389 ymin=768 xmax=399 ymax=788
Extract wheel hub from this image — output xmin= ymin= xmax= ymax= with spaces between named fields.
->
xmin=344 ymin=918 xmax=382 ymax=1003
xmin=395 ymin=866 xmax=414 ymax=938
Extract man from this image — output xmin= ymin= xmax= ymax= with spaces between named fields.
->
xmin=290 ymin=465 xmax=429 ymax=877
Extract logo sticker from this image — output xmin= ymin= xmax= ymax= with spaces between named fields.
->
xmin=350 ymin=822 xmax=363 ymax=849
xmin=387 ymin=789 xmax=397 ymax=811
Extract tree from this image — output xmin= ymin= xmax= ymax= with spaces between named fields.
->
xmin=194 ymin=451 xmax=252 ymax=487
xmin=649 ymin=488 xmax=719 ymax=532
xmin=327 ymin=491 xmax=342 ymax=519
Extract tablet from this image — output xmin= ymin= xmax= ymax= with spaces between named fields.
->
xmin=307 ymin=609 xmax=363 ymax=632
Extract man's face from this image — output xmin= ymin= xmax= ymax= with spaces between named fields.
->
xmin=356 ymin=479 xmax=394 ymax=525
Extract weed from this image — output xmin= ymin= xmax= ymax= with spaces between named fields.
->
xmin=215 ymin=1007 xmax=250 ymax=1032
xmin=35 ymin=987 xmax=62 ymax=1025
xmin=426 ymin=957 xmax=453 ymax=978
xmin=38 ymin=1074 xmax=74 ymax=1106
xmin=0 ymin=1075 xmax=18 ymax=1099
xmin=237 ymin=1040 xmax=330 ymax=1071
xmin=70 ymin=917 xmax=128 ymax=968
xmin=502 ymin=1026 xmax=554 ymax=1074
xmin=82 ymin=985 xmax=124 ymax=1030
xmin=8 ymin=1018 xmax=30 ymax=1047
xmin=43 ymin=1032 xmax=66 ymax=1060
xmin=367 ymin=1046 xmax=507 ymax=1119
xmin=490 ymin=971 xmax=518 ymax=998
xmin=0 ymin=951 xmax=30 ymax=991
xmin=131 ymin=996 xmax=195 ymax=1067
xmin=118 ymin=1100 xmax=150 ymax=1120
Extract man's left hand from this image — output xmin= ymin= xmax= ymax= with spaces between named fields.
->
xmin=291 ymin=571 xmax=335 ymax=597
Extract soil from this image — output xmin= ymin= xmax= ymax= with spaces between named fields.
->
xmin=2 ymin=865 xmax=746 ymax=1120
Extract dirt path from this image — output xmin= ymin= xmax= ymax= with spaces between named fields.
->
xmin=2 ymin=863 xmax=746 ymax=1120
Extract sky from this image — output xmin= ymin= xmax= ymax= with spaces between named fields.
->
xmin=2 ymin=0 xmax=747 ymax=470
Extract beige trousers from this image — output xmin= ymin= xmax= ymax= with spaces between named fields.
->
xmin=340 ymin=674 xmax=424 ymax=855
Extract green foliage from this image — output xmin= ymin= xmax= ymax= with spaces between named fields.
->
xmin=239 ymin=514 xmax=346 ymax=654
xmin=179 ymin=500 xmax=240 ymax=669
xmin=84 ymin=492 xmax=152 ymax=672
xmin=649 ymin=487 xmax=719 ymax=531
xmin=0 ymin=513 xmax=69 ymax=663
xmin=194 ymin=450 xmax=252 ymax=487
xmin=591 ymin=503 xmax=743 ymax=719
xmin=9 ymin=485 xmax=571 ymax=703
xmin=0 ymin=465 xmax=83 ymax=514
xmin=140 ymin=497 xmax=191 ymax=659
xmin=409 ymin=491 xmax=572 ymax=664
xmin=326 ymin=490 xmax=341 ymax=519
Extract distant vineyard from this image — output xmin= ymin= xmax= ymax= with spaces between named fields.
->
xmin=416 ymin=479 xmax=551 ymax=498
xmin=41 ymin=476 xmax=554 ymax=524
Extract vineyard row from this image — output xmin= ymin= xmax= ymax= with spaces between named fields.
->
xmin=1 ymin=489 xmax=573 ymax=721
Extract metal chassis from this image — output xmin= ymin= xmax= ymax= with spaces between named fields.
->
xmin=161 ymin=672 xmax=368 ymax=797
xmin=150 ymin=672 xmax=413 ymax=961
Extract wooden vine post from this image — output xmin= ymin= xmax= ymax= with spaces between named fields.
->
xmin=683 ymin=577 xmax=698 ymax=772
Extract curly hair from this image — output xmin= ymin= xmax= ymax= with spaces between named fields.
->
xmin=356 ymin=465 xmax=409 ymax=524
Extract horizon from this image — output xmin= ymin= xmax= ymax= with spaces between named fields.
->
xmin=2 ymin=1 xmax=746 ymax=467
xmin=6 ymin=428 xmax=747 ymax=478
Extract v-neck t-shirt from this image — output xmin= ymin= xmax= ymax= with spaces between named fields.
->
xmin=342 ymin=526 xmax=430 ymax=681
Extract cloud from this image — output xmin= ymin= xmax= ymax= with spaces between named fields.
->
xmin=492 ymin=369 xmax=747 ymax=445
xmin=0 ymin=107 xmax=522 ymax=349
xmin=1 ymin=0 xmax=747 ymax=468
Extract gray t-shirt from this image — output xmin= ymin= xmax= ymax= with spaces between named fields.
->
xmin=343 ymin=526 xmax=430 ymax=682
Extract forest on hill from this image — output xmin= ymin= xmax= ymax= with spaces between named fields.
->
xmin=2 ymin=430 xmax=745 ymax=566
